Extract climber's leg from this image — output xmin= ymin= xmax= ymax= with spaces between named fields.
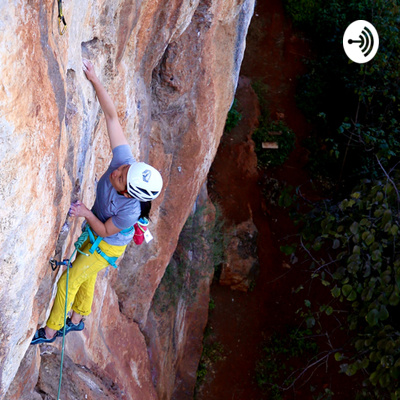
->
xmin=71 ymin=272 xmax=98 ymax=317
xmin=45 ymin=326 xmax=57 ymax=339
xmin=56 ymin=314 xmax=85 ymax=337
xmin=71 ymin=310 xmax=83 ymax=324
xmin=46 ymin=242 xmax=109 ymax=331
xmin=32 ymin=239 xmax=127 ymax=345
xmin=47 ymin=239 xmax=126 ymax=331
xmin=71 ymin=239 xmax=126 ymax=317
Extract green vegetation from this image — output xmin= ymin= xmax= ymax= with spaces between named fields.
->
xmin=224 ymin=99 xmax=242 ymax=132
xmin=196 ymin=335 xmax=225 ymax=386
xmin=261 ymin=1 xmax=400 ymax=398
xmin=253 ymin=120 xmax=296 ymax=168
xmin=284 ymin=0 xmax=400 ymax=185
xmin=195 ymin=300 xmax=225 ymax=395
xmin=198 ymin=1 xmax=400 ymax=397
xmin=153 ymin=204 xmax=227 ymax=313
xmin=255 ymin=327 xmax=319 ymax=399
xmin=246 ymin=1 xmax=400 ymax=397
xmin=252 ymin=81 xmax=296 ymax=167
xmin=300 ymin=177 xmax=400 ymax=398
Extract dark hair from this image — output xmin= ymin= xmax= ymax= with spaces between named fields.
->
xmin=139 ymin=201 xmax=151 ymax=220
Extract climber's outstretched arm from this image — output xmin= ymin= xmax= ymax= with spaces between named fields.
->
xmin=83 ymin=59 xmax=128 ymax=150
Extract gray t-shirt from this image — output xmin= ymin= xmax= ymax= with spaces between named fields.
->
xmin=91 ymin=145 xmax=140 ymax=246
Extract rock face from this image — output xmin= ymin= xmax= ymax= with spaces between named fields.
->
xmin=144 ymin=183 xmax=218 ymax=400
xmin=0 ymin=0 xmax=254 ymax=399
xmin=219 ymin=219 xmax=259 ymax=292
xmin=36 ymin=346 xmax=126 ymax=400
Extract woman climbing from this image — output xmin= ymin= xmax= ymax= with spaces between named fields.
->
xmin=31 ymin=59 xmax=163 ymax=345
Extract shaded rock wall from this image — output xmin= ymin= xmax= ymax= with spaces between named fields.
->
xmin=145 ymin=183 xmax=217 ymax=400
xmin=0 ymin=0 xmax=254 ymax=398
xmin=219 ymin=219 xmax=259 ymax=292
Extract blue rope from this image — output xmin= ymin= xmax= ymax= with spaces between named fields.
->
xmin=57 ymin=233 xmax=89 ymax=400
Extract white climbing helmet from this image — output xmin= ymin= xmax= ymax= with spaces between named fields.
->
xmin=127 ymin=162 xmax=163 ymax=201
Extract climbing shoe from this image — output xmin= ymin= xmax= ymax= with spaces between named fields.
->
xmin=30 ymin=328 xmax=57 ymax=345
xmin=57 ymin=317 xmax=84 ymax=337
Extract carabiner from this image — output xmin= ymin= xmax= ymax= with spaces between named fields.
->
xmin=49 ymin=258 xmax=70 ymax=271
xmin=58 ymin=0 xmax=67 ymax=35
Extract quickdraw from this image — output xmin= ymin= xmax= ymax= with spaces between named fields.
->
xmin=49 ymin=258 xmax=70 ymax=271
xmin=57 ymin=0 xmax=67 ymax=35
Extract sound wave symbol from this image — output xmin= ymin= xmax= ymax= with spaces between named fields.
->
xmin=348 ymin=27 xmax=374 ymax=57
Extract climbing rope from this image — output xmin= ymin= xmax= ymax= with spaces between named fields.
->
xmin=50 ymin=231 xmax=90 ymax=399
xmin=57 ymin=0 xmax=67 ymax=35
xmin=56 ymin=253 xmax=72 ymax=400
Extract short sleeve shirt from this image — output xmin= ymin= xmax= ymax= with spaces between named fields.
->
xmin=91 ymin=145 xmax=140 ymax=246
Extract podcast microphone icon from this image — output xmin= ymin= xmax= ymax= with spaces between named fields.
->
xmin=348 ymin=26 xmax=375 ymax=57
xmin=343 ymin=21 xmax=379 ymax=63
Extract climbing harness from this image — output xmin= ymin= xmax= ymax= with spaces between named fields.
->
xmin=84 ymin=225 xmax=120 ymax=268
xmin=57 ymin=0 xmax=67 ymax=35
xmin=50 ymin=223 xmax=139 ymax=272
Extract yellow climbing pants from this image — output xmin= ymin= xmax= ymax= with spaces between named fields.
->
xmin=46 ymin=238 xmax=126 ymax=331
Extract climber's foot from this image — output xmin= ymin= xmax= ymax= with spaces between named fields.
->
xmin=57 ymin=317 xmax=85 ymax=337
xmin=30 ymin=328 xmax=57 ymax=345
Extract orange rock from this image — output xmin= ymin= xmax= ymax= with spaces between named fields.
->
xmin=1 ymin=0 xmax=255 ymax=398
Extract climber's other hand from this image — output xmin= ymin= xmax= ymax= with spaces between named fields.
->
xmin=83 ymin=59 xmax=96 ymax=82
xmin=69 ymin=200 xmax=89 ymax=218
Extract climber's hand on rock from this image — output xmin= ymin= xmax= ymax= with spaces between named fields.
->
xmin=83 ymin=59 xmax=97 ymax=82
xmin=69 ymin=200 xmax=89 ymax=218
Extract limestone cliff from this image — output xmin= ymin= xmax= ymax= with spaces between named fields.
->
xmin=0 ymin=0 xmax=254 ymax=399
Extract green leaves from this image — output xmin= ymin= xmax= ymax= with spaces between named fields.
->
xmin=365 ymin=306 xmax=389 ymax=327
xmin=350 ymin=222 xmax=359 ymax=235
xmin=366 ymin=309 xmax=380 ymax=327
xmin=331 ymin=286 xmax=341 ymax=298
xmin=362 ymin=231 xmax=375 ymax=246
xmin=341 ymin=284 xmax=357 ymax=301
xmin=283 ymin=2 xmax=400 ymax=397
xmin=299 ymin=176 xmax=400 ymax=398
xmin=224 ymin=99 xmax=242 ymax=133
xmin=251 ymin=84 xmax=296 ymax=168
xmin=341 ymin=284 xmax=352 ymax=297
xmin=335 ymin=352 xmax=345 ymax=361
xmin=382 ymin=209 xmax=393 ymax=225
xmin=305 ymin=315 xmax=315 ymax=328
xmin=378 ymin=306 xmax=389 ymax=321
xmin=280 ymin=244 xmax=297 ymax=255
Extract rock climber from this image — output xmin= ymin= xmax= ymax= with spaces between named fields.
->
xmin=31 ymin=59 xmax=163 ymax=345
